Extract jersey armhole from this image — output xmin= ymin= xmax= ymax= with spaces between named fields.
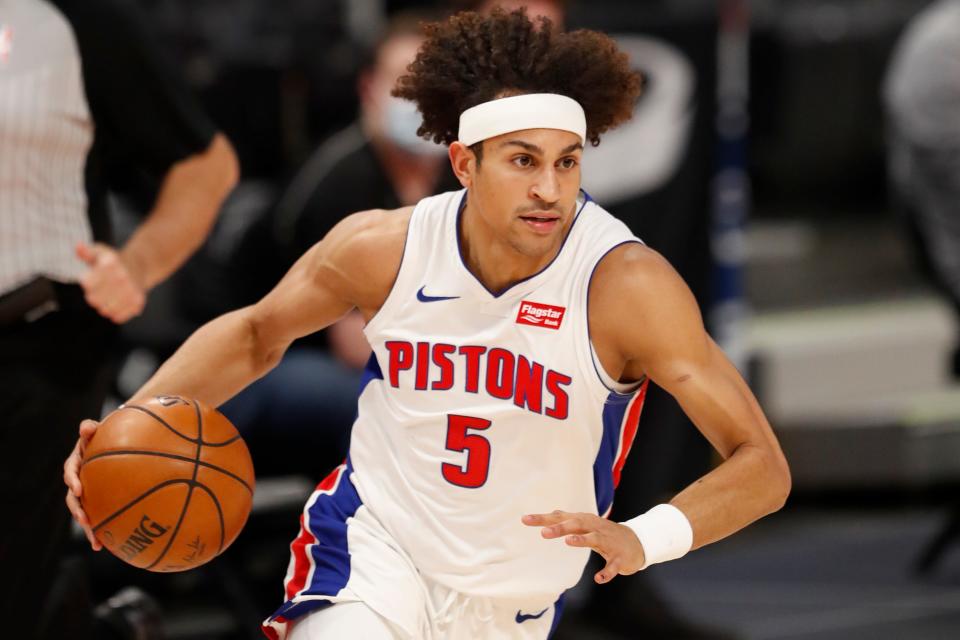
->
xmin=362 ymin=204 xmax=419 ymax=340
xmin=585 ymin=239 xmax=648 ymax=398
xmin=590 ymin=342 xmax=645 ymax=396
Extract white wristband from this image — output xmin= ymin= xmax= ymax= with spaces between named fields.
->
xmin=621 ymin=504 xmax=693 ymax=570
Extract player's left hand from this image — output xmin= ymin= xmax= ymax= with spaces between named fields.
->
xmin=76 ymin=241 xmax=146 ymax=324
xmin=522 ymin=510 xmax=646 ymax=584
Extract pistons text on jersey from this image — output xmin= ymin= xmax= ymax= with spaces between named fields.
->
xmin=385 ymin=341 xmax=572 ymax=420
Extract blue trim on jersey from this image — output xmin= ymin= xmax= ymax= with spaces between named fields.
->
xmin=350 ymin=352 xmax=386 ymax=425
xmin=548 ymin=593 xmax=567 ymax=638
xmin=455 ymin=189 xmax=591 ymax=298
xmin=271 ymin=598 xmax=333 ymax=628
xmin=594 ymin=391 xmax=633 ymax=516
xmin=269 ymin=459 xmax=363 ymax=622
xmin=359 ymin=351 xmax=385 ymax=393
xmin=584 ymin=239 xmax=647 ymax=396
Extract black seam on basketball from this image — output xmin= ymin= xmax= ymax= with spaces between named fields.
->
xmin=122 ymin=405 xmax=197 ymax=442
xmin=81 ymin=451 xmax=253 ymax=494
xmin=145 ymin=481 xmax=195 ymax=570
xmin=192 ymin=404 xmax=227 ymax=555
xmin=200 ymin=434 xmax=242 ymax=447
xmin=91 ymin=479 xmax=191 ymax=532
xmin=145 ymin=401 xmax=204 ymax=570
xmin=193 ymin=483 xmax=226 ymax=554
xmin=120 ymin=405 xmax=241 ymax=446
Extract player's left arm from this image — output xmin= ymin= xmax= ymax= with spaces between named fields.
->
xmin=524 ymin=243 xmax=790 ymax=583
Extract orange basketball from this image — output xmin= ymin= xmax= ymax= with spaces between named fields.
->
xmin=79 ymin=395 xmax=255 ymax=572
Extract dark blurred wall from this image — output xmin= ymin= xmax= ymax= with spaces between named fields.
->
xmin=748 ymin=0 xmax=936 ymax=217
xmin=136 ymin=0 xmax=362 ymax=181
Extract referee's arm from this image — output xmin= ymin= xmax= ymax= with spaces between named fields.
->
xmin=115 ymin=132 xmax=238 ymax=292
xmin=63 ymin=0 xmax=239 ymax=322
xmin=77 ymin=134 xmax=238 ymax=323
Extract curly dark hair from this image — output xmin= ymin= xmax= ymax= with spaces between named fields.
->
xmin=393 ymin=8 xmax=641 ymax=149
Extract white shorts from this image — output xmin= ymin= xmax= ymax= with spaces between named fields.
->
xmin=262 ymin=463 xmax=564 ymax=640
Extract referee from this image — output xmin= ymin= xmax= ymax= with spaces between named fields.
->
xmin=0 ymin=0 xmax=238 ymax=637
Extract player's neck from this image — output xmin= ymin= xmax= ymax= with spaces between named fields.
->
xmin=458 ymin=200 xmax=567 ymax=294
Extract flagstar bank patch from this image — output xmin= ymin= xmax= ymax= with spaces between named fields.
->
xmin=516 ymin=300 xmax=565 ymax=330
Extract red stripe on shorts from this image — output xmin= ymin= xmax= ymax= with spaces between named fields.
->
xmin=283 ymin=465 xmax=344 ymax=601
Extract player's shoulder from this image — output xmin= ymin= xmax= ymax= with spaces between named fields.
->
xmin=591 ymin=242 xmax=695 ymax=317
xmin=594 ymin=242 xmax=674 ymax=287
xmin=307 ymin=206 xmax=414 ymax=310
xmin=329 ymin=188 xmax=461 ymax=255
xmin=341 ymin=206 xmax=413 ymax=237
xmin=321 ymin=207 xmax=412 ymax=275
xmin=328 ymin=206 xmax=413 ymax=255
xmin=589 ymin=242 xmax=704 ymax=362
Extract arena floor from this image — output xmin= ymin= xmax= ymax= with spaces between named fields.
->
xmin=102 ymin=490 xmax=960 ymax=639
xmin=646 ymin=504 xmax=960 ymax=640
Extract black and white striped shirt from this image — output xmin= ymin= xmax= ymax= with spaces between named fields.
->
xmin=0 ymin=0 xmax=215 ymax=296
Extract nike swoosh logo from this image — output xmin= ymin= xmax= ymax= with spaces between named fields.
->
xmin=515 ymin=608 xmax=549 ymax=623
xmin=416 ymin=286 xmax=459 ymax=303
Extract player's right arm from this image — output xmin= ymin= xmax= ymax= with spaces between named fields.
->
xmin=64 ymin=206 xmax=412 ymax=547
xmin=128 ymin=206 xmax=409 ymax=407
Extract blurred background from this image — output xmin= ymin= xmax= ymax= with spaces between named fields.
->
xmin=77 ymin=0 xmax=960 ymax=638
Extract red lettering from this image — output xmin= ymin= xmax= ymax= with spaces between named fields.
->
xmin=486 ymin=348 xmax=515 ymax=400
xmin=415 ymin=342 xmax=430 ymax=390
xmin=390 ymin=342 xmax=568 ymax=420
xmin=442 ymin=414 xmax=493 ymax=488
xmin=432 ymin=344 xmax=456 ymax=391
xmin=514 ymin=356 xmax=543 ymax=413
xmin=545 ymin=371 xmax=571 ymax=419
xmin=459 ymin=345 xmax=487 ymax=393
xmin=386 ymin=341 xmax=414 ymax=388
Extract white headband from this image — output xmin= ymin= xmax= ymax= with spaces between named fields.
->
xmin=457 ymin=93 xmax=586 ymax=146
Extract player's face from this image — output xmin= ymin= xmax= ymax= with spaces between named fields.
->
xmin=470 ymin=128 xmax=583 ymax=258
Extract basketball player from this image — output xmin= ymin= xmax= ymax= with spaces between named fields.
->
xmin=65 ymin=9 xmax=790 ymax=639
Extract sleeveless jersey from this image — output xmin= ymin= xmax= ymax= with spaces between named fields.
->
xmin=351 ymin=189 xmax=649 ymax=601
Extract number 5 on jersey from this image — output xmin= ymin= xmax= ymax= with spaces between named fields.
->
xmin=442 ymin=414 xmax=492 ymax=488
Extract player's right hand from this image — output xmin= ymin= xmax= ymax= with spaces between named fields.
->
xmin=64 ymin=419 xmax=102 ymax=551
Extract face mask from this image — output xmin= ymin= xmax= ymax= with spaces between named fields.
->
xmin=383 ymin=96 xmax=446 ymax=156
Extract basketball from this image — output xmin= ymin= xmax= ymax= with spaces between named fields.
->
xmin=79 ymin=395 xmax=255 ymax=572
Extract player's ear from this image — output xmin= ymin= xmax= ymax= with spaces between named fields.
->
xmin=448 ymin=141 xmax=476 ymax=189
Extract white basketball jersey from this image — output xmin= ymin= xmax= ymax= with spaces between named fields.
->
xmin=351 ymin=189 xmax=648 ymax=601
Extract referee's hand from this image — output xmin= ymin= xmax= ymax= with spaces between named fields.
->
xmin=76 ymin=241 xmax=146 ymax=324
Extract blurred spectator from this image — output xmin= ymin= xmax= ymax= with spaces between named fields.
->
xmin=0 ymin=0 xmax=237 ymax=637
xmin=454 ymin=1 xmax=726 ymax=638
xmin=274 ymin=9 xmax=454 ymax=263
xmin=885 ymin=0 xmax=960 ymax=576
xmin=218 ymin=9 xmax=458 ymax=479
xmin=885 ymin=0 xmax=960 ymax=379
